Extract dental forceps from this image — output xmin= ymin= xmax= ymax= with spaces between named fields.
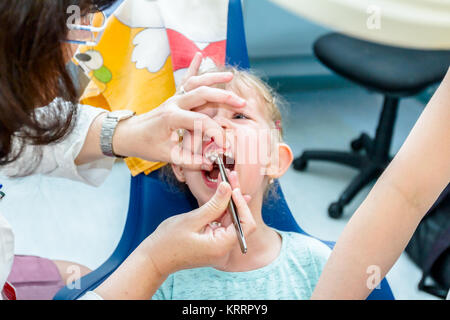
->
xmin=210 ymin=153 xmax=248 ymax=254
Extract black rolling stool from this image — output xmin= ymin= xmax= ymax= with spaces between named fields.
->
xmin=294 ymin=33 xmax=450 ymax=219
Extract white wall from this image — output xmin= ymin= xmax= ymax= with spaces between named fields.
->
xmin=243 ymin=0 xmax=330 ymax=58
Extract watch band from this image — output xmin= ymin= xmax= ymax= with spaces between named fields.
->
xmin=100 ymin=111 xmax=135 ymax=158
xmin=100 ymin=116 xmax=121 ymax=158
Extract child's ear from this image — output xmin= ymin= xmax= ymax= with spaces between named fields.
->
xmin=171 ymin=164 xmax=186 ymax=183
xmin=269 ymin=143 xmax=293 ymax=179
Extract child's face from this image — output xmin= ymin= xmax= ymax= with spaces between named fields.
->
xmin=173 ymin=88 xmax=277 ymax=207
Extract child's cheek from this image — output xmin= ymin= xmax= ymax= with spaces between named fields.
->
xmin=233 ymin=126 xmax=272 ymax=196
xmin=184 ymin=171 xmax=211 ymax=206
xmin=234 ymin=124 xmax=274 ymax=162
xmin=237 ymin=164 xmax=266 ymax=196
xmin=238 ymin=136 xmax=269 ymax=196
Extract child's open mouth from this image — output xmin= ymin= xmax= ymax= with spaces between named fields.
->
xmin=202 ymin=152 xmax=235 ymax=189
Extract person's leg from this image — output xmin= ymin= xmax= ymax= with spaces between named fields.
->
xmin=7 ymin=255 xmax=91 ymax=300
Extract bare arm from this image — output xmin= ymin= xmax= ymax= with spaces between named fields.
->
xmin=312 ymin=68 xmax=450 ymax=300
xmin=92 ymin=237 xmax=168 ymax=300
xmin=74 ymin=112 xmax=106 ymax=166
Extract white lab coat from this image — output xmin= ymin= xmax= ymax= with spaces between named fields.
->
xmin=0 ymin=99 xmax=115 ymax=300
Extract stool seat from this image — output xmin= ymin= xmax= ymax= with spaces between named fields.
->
xmin=314 ymin=33 xmax=450 ymax=96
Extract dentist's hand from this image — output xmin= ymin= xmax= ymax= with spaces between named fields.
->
xmin=202 ymin=170 xmax=253 ymax=269
xmin=147 ymin=181 xmax=256 ymax=276
xmin=76 ymin=52 xmax=242 ymax=170
xmin=112 ymin=53 xmax=243 ymax=170
xmin=179 ymin=52 xmax=234 ymax=93
xmin=94 ymin=181 xmax=256 ymax=300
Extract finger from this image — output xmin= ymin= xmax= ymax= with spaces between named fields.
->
xmin=220 ymin=211 xmax=233 ymax=228
xmin=169 ymin=109 xmax=228 ymax=150
xmin=177 ymin=87 xmax=246 ymax=110
xmin=170 ymin=143 xmax=216 ymax=171
xmin=177 ymin=124 xmax=217 ymax=163
xmin=170 ymin=109 xmax=221 ymax=134
xmin=212 ymin=226 xmax=234 ymax=246
xmin=184 ymin=72 xmax=234 ymax=92
xmin=225 ymin=170 xmax=251 ymax=202
xmin=227 ymin=170 xmax=240 ymax=190
xmin=170 ymin=145 xmax=209 ymax=171
xmin=219 ymin=193 xmax=250 ymax=229
xmin=230 ymin=188 xmax=256 ymax=238
xmin=203 ymin=224 xmax=214 ymax=236
xmin=175 ymin=128 xmax=213 ymax=169
xmin=220 ymin=198 xmax=251 ymax=228
xmin=208 ymin=221 xmax=223 ymax=231
xmin=191 ymin=182 xmax=232 ymax=226
xmin=183 ymin=52 xmax=203 ymax=82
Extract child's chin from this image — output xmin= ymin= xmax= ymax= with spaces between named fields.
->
xmin=193 ymin=189 xmax=216 ymax=207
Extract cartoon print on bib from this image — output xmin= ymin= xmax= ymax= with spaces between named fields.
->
xmin=76 ymin=50 xmax=112 ymax=96
xmin=116 ymin=0 xmax=229 ymax=86
xmin=158 ymin=0 xmax=229 ymax=86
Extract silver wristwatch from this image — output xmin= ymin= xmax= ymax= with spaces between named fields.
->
xmin=100 ymin=110 xmax=136 ymax=158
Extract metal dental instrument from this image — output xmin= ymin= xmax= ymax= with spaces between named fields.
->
xmin=210 ymin=152 xmax=248 ymax=254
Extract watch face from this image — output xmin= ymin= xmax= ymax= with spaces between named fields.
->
xmin=110 ymin=110 xmax=136 ymax=120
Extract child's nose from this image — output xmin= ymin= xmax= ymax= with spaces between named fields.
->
xmin=213 ymin=115 xmax=232 ymax=130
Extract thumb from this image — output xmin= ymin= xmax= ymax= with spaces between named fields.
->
xmin=192 ymin=182 xmax=232 ymax=226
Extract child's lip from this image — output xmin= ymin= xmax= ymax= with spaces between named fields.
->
xmin=201 ymin=140 xmax=235 ymax=191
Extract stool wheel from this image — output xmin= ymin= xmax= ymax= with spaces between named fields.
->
xmin=328 ymin=202 xmax=344 ymax=219
xmin=293 ymin=156 xmax=308 ymax=171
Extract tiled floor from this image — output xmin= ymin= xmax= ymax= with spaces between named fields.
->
xmin=0 ymin=85 xmax=439 ymax=300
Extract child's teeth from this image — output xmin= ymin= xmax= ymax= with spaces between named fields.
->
xmin=206 ymin=152 xmax=220 ymax=163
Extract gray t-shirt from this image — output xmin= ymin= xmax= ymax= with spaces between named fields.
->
xmin=152 ymin=231 xmax=331 ymax=300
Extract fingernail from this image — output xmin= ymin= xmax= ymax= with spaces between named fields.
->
xmin=218 ymin=182 xmax=228 ymax=195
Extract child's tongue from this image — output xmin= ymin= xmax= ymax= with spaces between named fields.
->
xmin=208 ymin=167 xmax=220 ymax=180
xmin=203 ymin=140 xmax=235 ymax=181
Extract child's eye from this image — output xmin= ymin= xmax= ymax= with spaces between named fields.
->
xmin=233 ymin=113 xmax=249 ymax=120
